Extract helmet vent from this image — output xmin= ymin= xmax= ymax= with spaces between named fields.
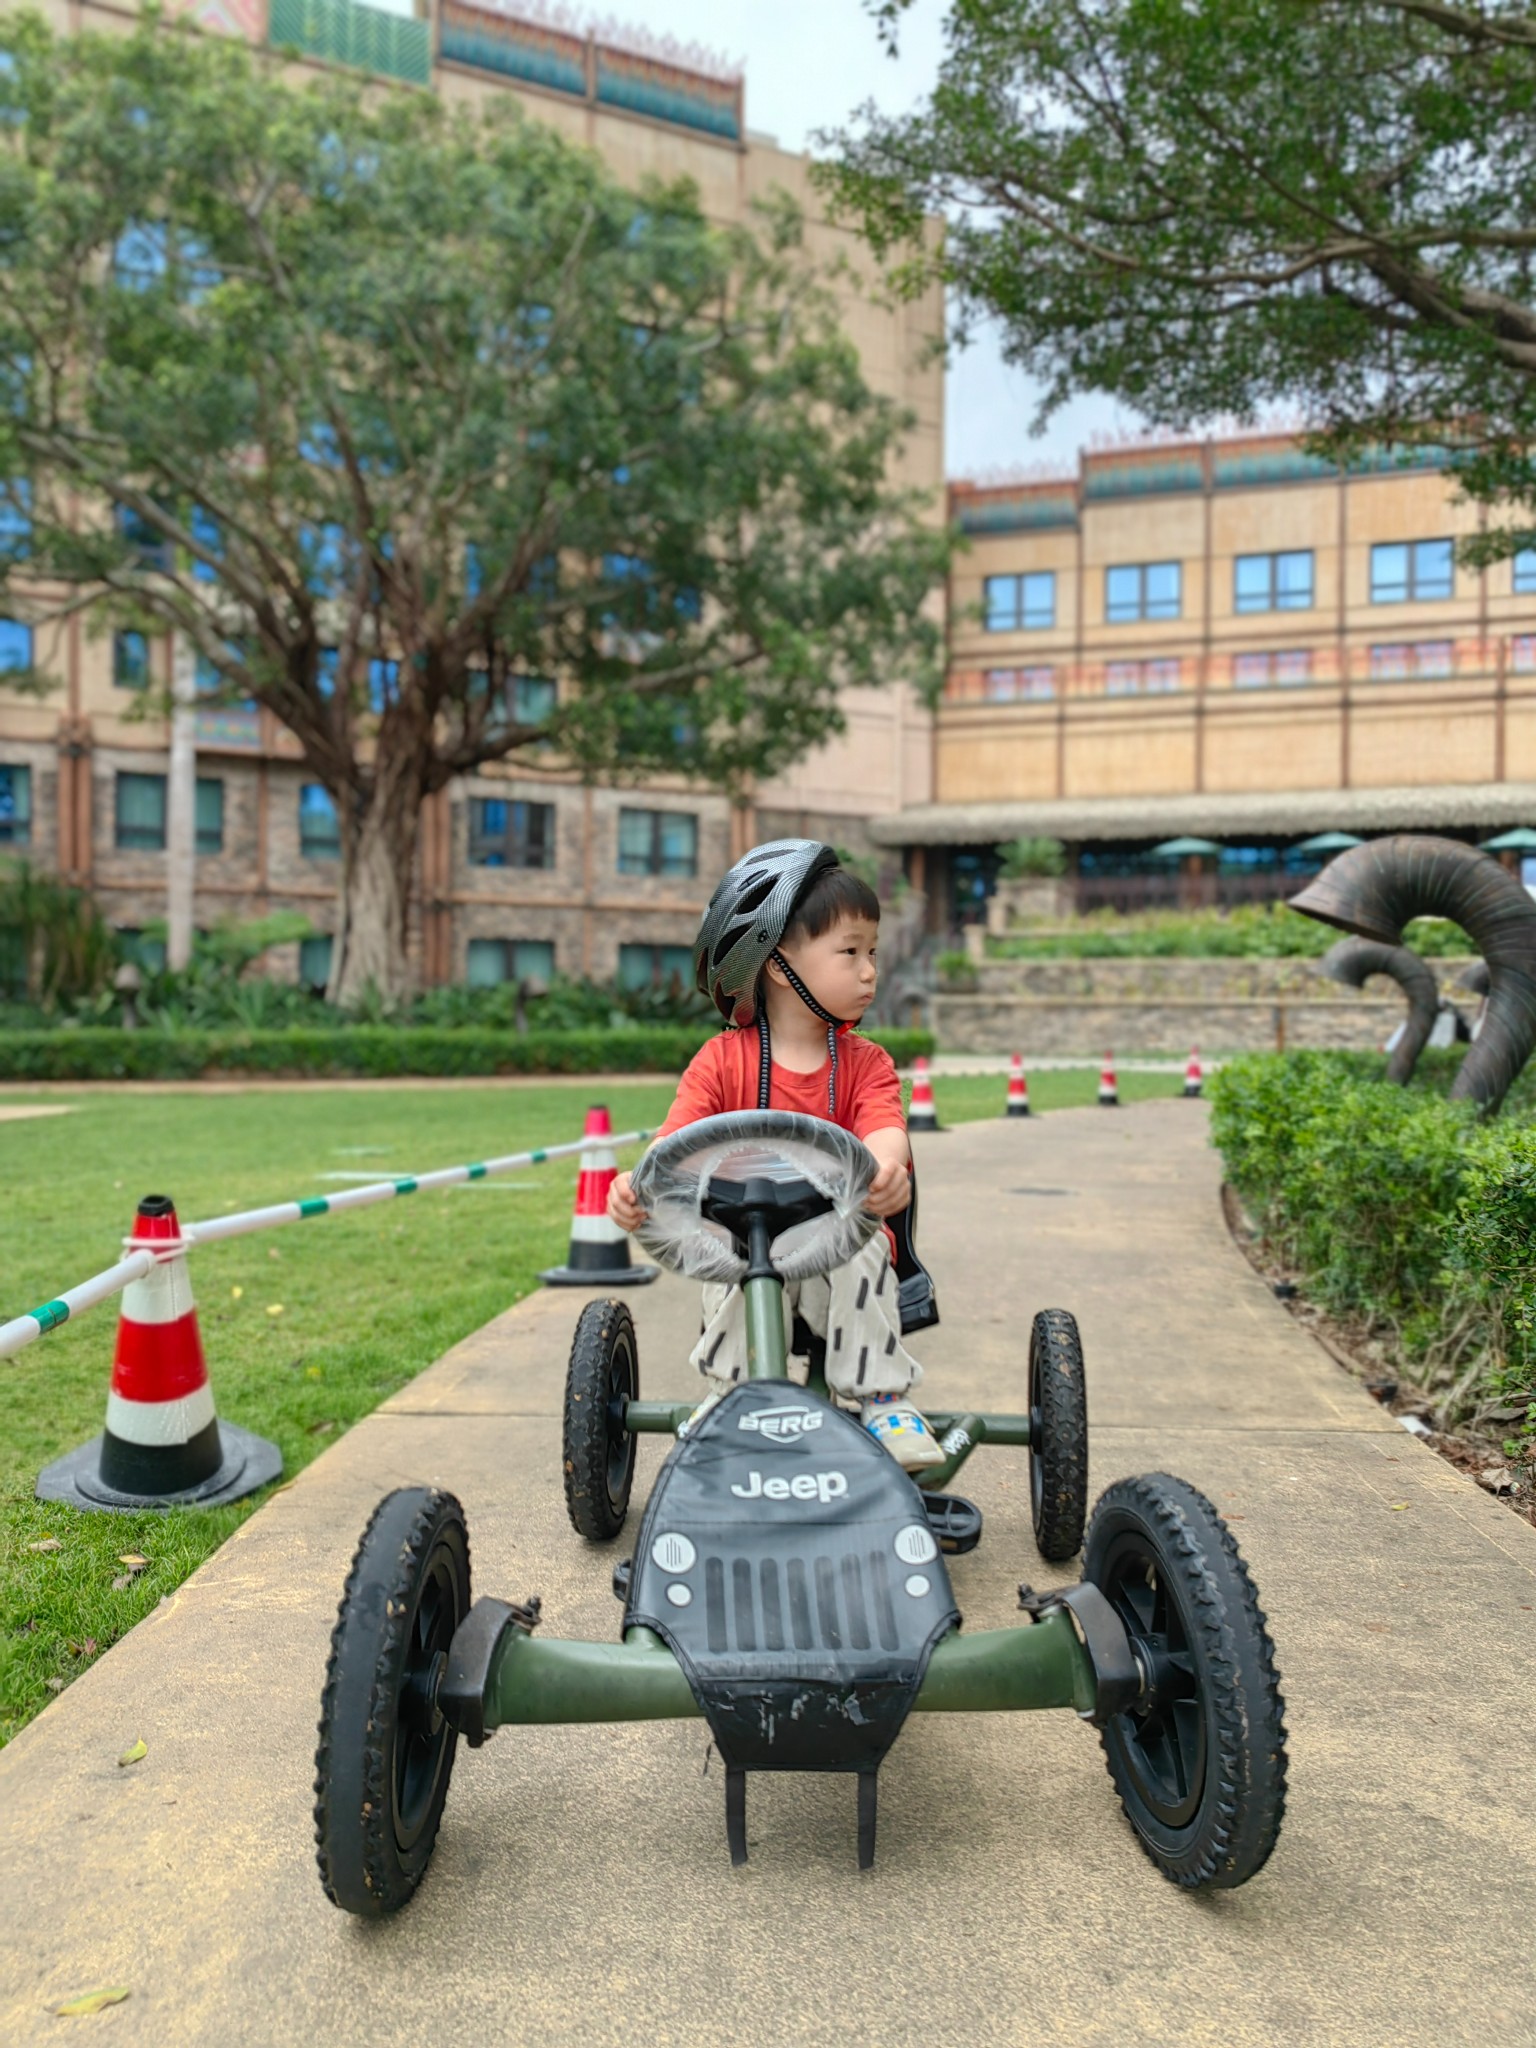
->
xmin=711 ymin=921 xmax=754 ymax=968
xmin=735 ymin=875 xmax=776 ymax=913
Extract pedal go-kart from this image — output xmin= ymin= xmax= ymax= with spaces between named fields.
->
xmin=314 ymin=1112 xmax=1286 ymax=1915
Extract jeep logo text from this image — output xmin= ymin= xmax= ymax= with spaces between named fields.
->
xmin=730 ymin=1469 xmax=848 ymax=1504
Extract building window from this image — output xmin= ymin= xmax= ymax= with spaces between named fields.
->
xmin=114 ymin=630 xmax=150 ymax=691
xmin=0 ymin=479 xmax=30 ymax=561
xmin=116 ymin=771 xmax=167 ymax=851
xmin=512 ymin=676 xmax=557 ymax=725
xmin=466 ymin=937 xmax=556 ymax=987
xmin=367 ymin=658 xmax=398 ymax=713
xmin=983 ymin=666 xmax=1056 ymax=702
xmin=195 ymin=777 xmax=224 ymax=856
xmin=618 ymin=943 xmax=695 ymax=991
xmin=1513 ymin=549 xmax=1536 ymax=594
xmin=299 ymin=934 xmax=333 ymax=992
xmin=0 ymin=617 xmax=32 ymax=673
xmin=1104 ymin=657 xmax=1181 ymax=695
xmin=0 ymin=762 xmax=31 ymax=845
xmin=468 ymin=797 xmax=555 ymax=869
xmin=1234 ymin=550 xmax=1314 ymax=614
xmin=617 ymin=807 xmax=698 ymax=878
xmin=115 ymin=501 xmax=172 ymax=573
xmin=1368 ymin=640 xmax=1455 ymax=681
xmin=299 ymin=783 xmax=341 ymax=859
xmin=1106 ymin=560 xmax=1181 ymax=623
xmin=983 ymin=572 xmax=1056 ymax=632
xmin=1512 ymin=635 xmax=1536 ymax=673
xmin=1370 ymin=538 xmax=1455 ymax=604
xmin=1233 ymin=649 xmax=1313 ymax=689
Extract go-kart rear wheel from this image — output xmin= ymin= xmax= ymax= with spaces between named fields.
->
xmin=564 ymin=1298 xmax=639 ymax=1541
xmin=1084 ymin=1473 xmax=1287 ymax=1891
xmin=1028 ymin=1309 xmax=1088 ymax=1560
xmin=314 ymin=1485 xmax=470 ymax=1917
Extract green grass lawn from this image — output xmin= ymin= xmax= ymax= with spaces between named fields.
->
xmin=0 ymin=1063 xmax=1184 ymax=1745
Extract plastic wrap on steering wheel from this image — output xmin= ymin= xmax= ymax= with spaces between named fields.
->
xmin=628 ymin=1111 xmax=879 ymax=1285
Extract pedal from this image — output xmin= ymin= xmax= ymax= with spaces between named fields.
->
xmin=922 ymin=1492 xmax=982 ymax=1555
xmin=612 ymin=1557 xmax=632 ymax=1602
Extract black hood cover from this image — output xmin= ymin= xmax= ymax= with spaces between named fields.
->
xmin=625 ymin=1380 xmax=959 ymax=1777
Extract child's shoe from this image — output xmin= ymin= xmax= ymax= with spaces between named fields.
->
xmin=677 ymin=1384 xmax=729 ymax=1438
xmin=861 ymin=1393 xmax=944 ymax=1470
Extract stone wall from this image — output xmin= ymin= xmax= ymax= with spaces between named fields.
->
xmin=935 ymin=954 xmax=1480 ymax=1054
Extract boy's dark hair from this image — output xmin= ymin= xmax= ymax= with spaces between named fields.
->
xmin=783 ymin=864 xmax=880 ymax=945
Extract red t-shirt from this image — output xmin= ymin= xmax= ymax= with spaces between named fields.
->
xmin=656 ymin=1026 xmax=906 ymax=1141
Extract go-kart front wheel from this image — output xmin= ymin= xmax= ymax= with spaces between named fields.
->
xmin=563 ymin=1298 xmax=639 ymax=1541
xmin=1085 ymin=1474 xmax=1287 ymax=1890
xmin=314 ymin=1486 xmax=470 ymax=1917
xmin=1028 ymin=1309 xmax=1088 ymax=1560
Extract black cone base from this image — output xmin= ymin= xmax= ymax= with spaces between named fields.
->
xmin=36 ymin=1419 xmax=283 ymax=1514
xmin=1184 ymin=1084 xmax=1203 ymax=1098
xmin=540 ymin=1261 xmax=658 ymax=1287
xmin=1006 ymin=1104 xmax=1031 ymax=1118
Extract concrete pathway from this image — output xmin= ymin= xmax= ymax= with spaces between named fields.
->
xmin=3 ymin=1104 xmax=1533 ymax=2047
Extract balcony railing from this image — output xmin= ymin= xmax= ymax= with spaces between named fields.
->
xmin=268 ymin=0 xmax=431 ymax=86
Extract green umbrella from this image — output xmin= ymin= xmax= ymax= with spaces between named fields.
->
xmin=1290 ymin=831 xmax=1364 ymax=855
xmin=1150 ymin=836 xmax=1222 ymax=858
xmin=1479 ymin=827 xmax=1536 ymax=851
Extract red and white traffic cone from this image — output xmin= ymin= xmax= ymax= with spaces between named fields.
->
xmin=540 ymin=1104 xmax=658 ymax=1286
xmin=35 ymin=1194 xmax=282 ymax=1513
xmin=1184 ymin=1047 xmax=1204 ymax=1099
xmin=1006 ymin=1054 xmax=1031 ymax=1118
xmin=908 ymin=1056 xmax=940 ymax=1133
xmin=1098 ymin=1053 xmax=1119 ymax=1108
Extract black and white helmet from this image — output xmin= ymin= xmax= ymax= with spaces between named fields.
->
xmin=694 ymin=838 xmax=839 ymax=1025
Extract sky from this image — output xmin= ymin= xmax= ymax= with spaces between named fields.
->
xmin=443 ymin=0 xmax=1140 ymax=478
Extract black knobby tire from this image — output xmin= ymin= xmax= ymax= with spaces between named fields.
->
xmin=1084 ymin=1473 xmax=1287 ymax=1891
xmin=1028 ymin=1308 xmax=1089 ymax=1561
xmin=314 ymin=1485 xmax=470 ymax=1917
xmin=563 ymin=1297 xmax=639 ymax=1541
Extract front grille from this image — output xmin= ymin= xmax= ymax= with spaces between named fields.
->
xmin=702 ymin=1549 xmax=901 ymax=1657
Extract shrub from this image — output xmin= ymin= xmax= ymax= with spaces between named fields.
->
xmin=0 ymin=1023 xmax=935 ymax=1082
xmin=997 ymin=835 xmax=1067 ymax=880
xmin=986 ymin=904 xmax=1475 ymax=960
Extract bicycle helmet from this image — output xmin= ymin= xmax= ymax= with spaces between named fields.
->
xmin=694 ymin=838 xmax=840 ymax=1026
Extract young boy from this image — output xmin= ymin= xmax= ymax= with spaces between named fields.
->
xmin=608 ymin=838 xmax=942 ymax=1470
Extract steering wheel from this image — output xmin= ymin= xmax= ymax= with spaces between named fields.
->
xmin=629 ymin=1111 xmax=880 ymax=1285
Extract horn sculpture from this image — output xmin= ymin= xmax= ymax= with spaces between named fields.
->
xmin=1290 ymin=834 xmax=1536 ymax=1112
xmin=1457 ymin=960 xmax=1491 ymax=998
xmin=1320 ymin=937 xmax=1440 ymax=1085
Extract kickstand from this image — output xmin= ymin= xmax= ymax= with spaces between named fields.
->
xmin=857 ymin=1770 xmax=878 ymax=1872
xmin=726 ymin=1767 xmax=748 ymax=1867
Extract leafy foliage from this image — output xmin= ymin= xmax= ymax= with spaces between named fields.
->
xmin=0 ymin=861 xmax=120 ymax=1009
xmin=996 ymin=836 xmax=1066 ymax=881
xmin=822 ymin=0 xmax=1536 ymax=548
xmin=985 ymin=904 xmax=1475 ymax=959
xmin=1209 ymin=1050 xmax=1536 ymax=1463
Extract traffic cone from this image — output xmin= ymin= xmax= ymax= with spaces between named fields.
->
xmin=1184 ymin=1047 xmax=1204 ymax=1099
xmin=1006 ymin=1054 xmax=1031 ymax=1118
xmin=908 ymin=1056 xmax=940 ymax=1133
xmin=1098 ymin=1053 xmax=1119 ymax=1108
xmin=540 ymin=1104 xmax=658 ymax=1286
xmin=36 ymin=1194 xmax=282 ymax=1513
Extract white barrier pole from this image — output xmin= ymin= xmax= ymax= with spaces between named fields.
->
xmin=0 ymin=1250 xmax=158 ymax=1361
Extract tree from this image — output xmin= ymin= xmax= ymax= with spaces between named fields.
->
xmin=0 ymin=11 xmax=946 ymax=1002
xmin=823 ymin=0 xmax=1536 ymax=550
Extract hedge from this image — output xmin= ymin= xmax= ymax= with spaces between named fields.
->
xmin=1208 ymin=1050 xmax=1536 ymax=1457
xmin=0 ymin=1024 xmax=936 ymax=1083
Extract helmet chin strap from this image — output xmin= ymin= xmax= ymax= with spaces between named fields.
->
xmin=756 ymin=949 xmax=849 ymax=1119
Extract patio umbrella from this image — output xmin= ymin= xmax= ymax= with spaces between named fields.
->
xmin=1479 ymin=828 xmax=1536 ymax=852
xmin=1289 ymin=831 xmax=1364 ymax=855
xmin=1149 ymin=836 xmax=1222 ymax=858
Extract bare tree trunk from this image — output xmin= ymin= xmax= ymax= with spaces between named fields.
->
xmin=166 ymin=639 xmax=197 ymax=972
xmin=332 ymin=787 xmax=418 ymax=1008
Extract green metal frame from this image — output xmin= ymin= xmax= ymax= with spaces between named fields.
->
xmin=476 ymin=1607 xmax=1096 ymax=1733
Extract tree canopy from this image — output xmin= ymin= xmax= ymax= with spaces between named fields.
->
xmin=823 ymin=0 xmax=1536 ymax=547
xmin=0 ymin=9 xmax=946 ymax=998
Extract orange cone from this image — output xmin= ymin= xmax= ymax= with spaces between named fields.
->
xmin=1006 ymin=1054 xmax=1031 ymax=1118
xmin=908 ymin=1056 xmax=940 ymax=1133
xmin=540 ymin=1104 xmax=658 ymax=1286
xmin=36 ymin=1194 xmax=282 ymax=1512
xmin=1098 ymin=1053 xmax=1119 ymax=1108
xmin=1184 ymin=1047 xmax=1204 ymax=1099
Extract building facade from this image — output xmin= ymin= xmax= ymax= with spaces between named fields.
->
xmin=0 ymin=0 xmax=942 ymax=987
xmin=876 ymin=433 xmax=1536 ymax=926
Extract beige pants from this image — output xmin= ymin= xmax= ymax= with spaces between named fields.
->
xmin=689 ymin=1231 xmax=924 ymax=1400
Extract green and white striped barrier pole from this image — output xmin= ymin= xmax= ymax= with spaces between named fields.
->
xmin=0 ymin=1125 xmax=654 ymax=1361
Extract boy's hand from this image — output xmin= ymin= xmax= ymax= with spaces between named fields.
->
xmin=608 ymin=1170 xmax=647 ymax=1233
xmin=865 ymin=1159 xmax=912 ymax=1219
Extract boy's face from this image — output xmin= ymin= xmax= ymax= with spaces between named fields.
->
xmin=774 ymin=913 xmax=879 ymax=1020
